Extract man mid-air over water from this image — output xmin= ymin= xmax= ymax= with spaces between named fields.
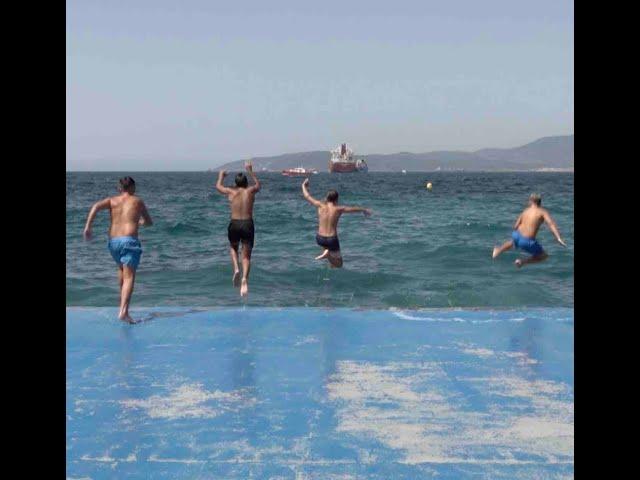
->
xmin=83 ymin=176 xmax=153 ymax=323
xmin=301 ymin=178 xmax=371 ymax=268
xmin=492 ymin=193 xmax=567 ymax=267
xmin=216 ymin=161 xmax=260 ymax=297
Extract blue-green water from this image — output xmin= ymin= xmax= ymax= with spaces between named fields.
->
xmin=66 ymin=172 xmax=573 ymax=308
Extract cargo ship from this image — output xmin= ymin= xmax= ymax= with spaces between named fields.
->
xmin=328 ymin=143 xmax=368 ymax=173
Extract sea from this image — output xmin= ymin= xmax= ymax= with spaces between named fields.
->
xmin=66 ymin=171 xmax=573 ymax=309
xmin=67 ymin=171 xmax=574 ymax=478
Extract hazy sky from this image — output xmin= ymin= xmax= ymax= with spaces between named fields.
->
xmin=66 ymin=1 xmax=573 ymax=171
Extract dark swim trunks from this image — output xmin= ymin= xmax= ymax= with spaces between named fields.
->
xmin=316 ymin=234 xmax=340 ymax=252
xmin=512 ymin=230 xmax=544 ymax=256
xmin=228 ymin=219 xmax=254 ymax=248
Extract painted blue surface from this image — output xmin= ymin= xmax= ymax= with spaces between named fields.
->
xmin=67 ymin=308 xmax=574 ymax=479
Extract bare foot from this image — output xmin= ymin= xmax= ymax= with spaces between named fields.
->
xmin=492 ymin=247 xmax=500 ymax=259
xmin=118 ymin=312 xmax=136 ymax=324
xmin=315 ymin=249 xmax=329 ymax=260
xmin=232 ymin=270 xmax=241 ymax=287
xmin=514 ymin=258 xmax=523 ymax=268
xmin=240 ymin=279 xmax=249 ymax=297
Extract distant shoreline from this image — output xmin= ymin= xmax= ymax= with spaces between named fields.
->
xmin=66 ymin=169 xmax=574 ymax=173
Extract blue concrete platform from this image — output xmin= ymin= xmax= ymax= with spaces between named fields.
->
xmin=67 ymin=307 xmax=574 ymax=479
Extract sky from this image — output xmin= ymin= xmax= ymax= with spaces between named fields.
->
xmin=66 ymin=0 xmax=573 ymax=171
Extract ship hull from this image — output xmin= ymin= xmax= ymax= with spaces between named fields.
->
xmin=329 ymin=162 xmax=358 ymax=173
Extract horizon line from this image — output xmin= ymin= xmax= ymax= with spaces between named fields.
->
xmin=66 ymin=133 xmax=575 ymax=168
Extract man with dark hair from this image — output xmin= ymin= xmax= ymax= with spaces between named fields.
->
xmin=492 ymin=193 xmax=566 ymax=267
xmin=301 ymin=178 xmax=371 ymax=268
xmin=216 ymin=161 xmax=260 ymax=296
xmin=83 ymin=176 xmax=153 ymax=323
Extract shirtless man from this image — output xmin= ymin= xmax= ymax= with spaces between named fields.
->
xmin=492 ymin=193 xmax=567 ymax=268
xmin=216 ymin=161 xmax=260 ymax=296
xmin=301 ymin=178 xmax=371 ymax=268
xmin=83 ymin=177 xmax=153 ymax=323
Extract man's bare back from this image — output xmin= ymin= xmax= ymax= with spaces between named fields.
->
xmin=316 ymin=202 xmax=344 ymax=237
xmin=226 ymin=187 xmax=257 ymax=220
xmin=515 ymin=205 xmax=548 ymax=239
xmin=108 ymin=194 xmax=152 ymax=238
xmin=83 ymin=192 xmax=152 ymax=240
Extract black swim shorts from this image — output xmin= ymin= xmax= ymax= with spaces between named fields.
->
xmin=316 ymin=234 xmax=340 ymax=252
xmin=228 ymin=219 xmax=254 ymax=248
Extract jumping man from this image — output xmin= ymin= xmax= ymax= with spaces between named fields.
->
xmin=301 ymin=178 xmax=371 ymax=268
xmin=216 ymin=161 xmax=260 ymax=296
xmin=492 ymin=193 xmax=567 ymax=268
xmin=83 ymin=176 xmax=153 ymax=323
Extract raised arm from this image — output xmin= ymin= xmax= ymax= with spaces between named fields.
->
xmin=340 ymin=206 xmax=372 ymax=216
xmin=215 ymin=170 xmax=232 ymax=195
xmin=83 ymin=197 xmax=111 ymax=240
xmin=138 ymin=201 xmax=153 ymax=227
xmin=543 ymin=210 xmax=567 ymax=247
xmin=301 ymin=178 xmax=322 ymax=207
xmin=245 ymin=161 xmax=261 ymax=193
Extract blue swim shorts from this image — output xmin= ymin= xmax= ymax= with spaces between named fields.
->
xmin=108 ymin=236 xmax=143 ymax=270
xmin=511 ymin=230 xmax=544 ymax=256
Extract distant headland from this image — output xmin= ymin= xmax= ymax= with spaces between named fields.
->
xmin=215 ymin=135 xmax=574 ymax=173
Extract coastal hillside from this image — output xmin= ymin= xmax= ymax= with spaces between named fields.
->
xmin=215 ymin=135 xmax=574 ymax=172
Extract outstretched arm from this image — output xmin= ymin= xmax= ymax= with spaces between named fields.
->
xmin=139 ymin=201 xmax=153 ymax=227
xmin=215 ymin=170 xmax=232 ymax=195
xmin=340 ymin=206 xmax=372 ymax=216
xmin=83 ymin=197 xmax=111 ymax=240
xmin=246 ymin=161 xmax=261 ymax=193
xmin=301 ymin=178 xmax=322 ymax=207
xmin=543 ymin=211 xmax=567 ymax=247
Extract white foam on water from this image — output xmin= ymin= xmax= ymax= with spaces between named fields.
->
xmin=79 ymin=455 xmax=115 ymax=463
xmin=388 ymin=309 xmax=464 ymax=323
xmin=146 ymin=344 xmax=187 ymax=348
xmin=389 ymin=309 xmax=529 ymax=324
xmin=295 ymin=335 xmax=320 ymax=346
xmin=504 ymin=351 xmax=539 ymax=365
xmin=147 ymin=455 xmax=206 ymax=464
xmin=457 ymin=342 xmax=540 ymax=366
xmin=462 ymin=347 xmax=495 ymax=357
xmin=171 ymin=437 xmax=357 ymax=468
xmin=119 ymin=383 xmax=253 ymax=420
xmin=326 ymin=360 xmax=573 ymax=465
xmin=80 ymin=453 xmax=136 ymax=463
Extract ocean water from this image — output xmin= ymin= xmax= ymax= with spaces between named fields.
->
xmin=66 ymin=172 xmax=573 ymax=308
